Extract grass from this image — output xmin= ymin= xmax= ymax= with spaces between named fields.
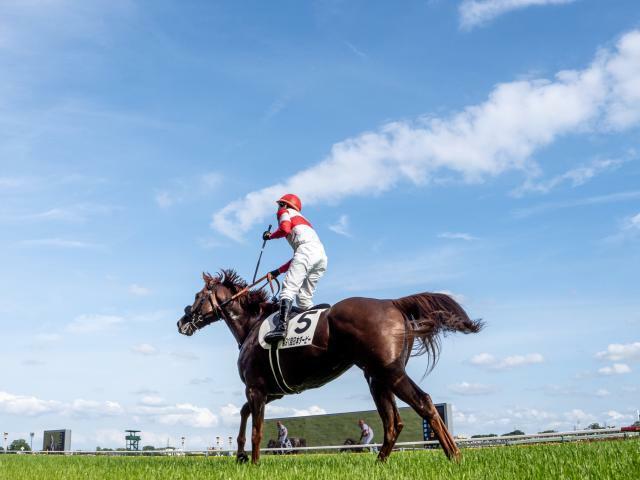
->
xmin=0 ymin=438 xmax=637 ymax=480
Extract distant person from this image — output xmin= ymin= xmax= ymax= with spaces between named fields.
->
xmin=358 ymin=419 xmax=374 ymax=449
xmin=276 ymin=421 xmax=289 ymax=449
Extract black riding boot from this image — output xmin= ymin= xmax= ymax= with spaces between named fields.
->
xmin=265 ymin=298 xmax=292 ymax=344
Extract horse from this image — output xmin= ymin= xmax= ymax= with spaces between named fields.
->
xmin=177 ymin=269 xmax=483 ymax=464
xmin=340 ymin=438 xmax=366 ymax=453
xmin=266 ymin=437 xmax=306 ymax=454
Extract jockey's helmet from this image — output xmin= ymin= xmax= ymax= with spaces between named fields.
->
xmin=277 ymin=194 xmax=302 ymax=211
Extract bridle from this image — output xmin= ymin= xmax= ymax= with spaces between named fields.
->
xmin=180 ymin=273 xmax=280 ymax=336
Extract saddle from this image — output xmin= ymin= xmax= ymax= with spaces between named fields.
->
xmin=291 ymin=303 xmax=331 ymax=314
xmin=272 ymin=303 xmax=331 ymax=322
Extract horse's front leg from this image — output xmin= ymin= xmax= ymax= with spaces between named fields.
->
xmin=235 ymin=402 xmax=251 ymax=463
xmin=246 ymin=386 xmax=267 ymax=465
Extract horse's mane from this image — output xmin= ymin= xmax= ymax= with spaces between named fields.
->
xmin=206 ymin=269 xmax=269 ymax=316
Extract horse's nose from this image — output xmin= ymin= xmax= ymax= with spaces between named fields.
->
xmin=177 ymin=314 xmax=189 ymax=334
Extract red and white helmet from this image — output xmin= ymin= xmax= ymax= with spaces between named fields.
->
xmin=277 ymin=194 xmax=302 ymax=211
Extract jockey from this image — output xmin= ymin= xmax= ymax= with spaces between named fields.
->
xmin=263 ymin=193 xmax=327 ymax=344
xmin=276 ymin=421 xmax=288 ymax=449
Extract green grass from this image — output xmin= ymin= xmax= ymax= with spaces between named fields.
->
xmin=0 ymin=439 xmax=637 ymax=480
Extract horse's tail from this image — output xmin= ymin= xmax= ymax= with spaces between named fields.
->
xmin=392 ymin=292 xmax=483 ymax=373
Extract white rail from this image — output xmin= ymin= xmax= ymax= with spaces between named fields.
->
xmin=15 ymin=427 xmax=637 ymax=456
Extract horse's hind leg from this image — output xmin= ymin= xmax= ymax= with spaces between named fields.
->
xmin=391 ymin=376 xmax=460 ymax=461
xmin=368 ymin=376 xmax=404 ymax=462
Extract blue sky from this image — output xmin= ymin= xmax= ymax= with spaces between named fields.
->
xmin=1 ymin=0 xmax=639 ymax=450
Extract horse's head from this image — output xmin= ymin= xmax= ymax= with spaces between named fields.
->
xmin=176 ymin=272 xmax=233 ymax=336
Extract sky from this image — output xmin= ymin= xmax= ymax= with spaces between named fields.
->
xmin=1 ymin=0 xmax=639 ymax=451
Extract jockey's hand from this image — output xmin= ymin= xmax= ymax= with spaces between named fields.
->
xmin=262 ymin=230 xmax=271 ymax=241
xmin=268 ymin=269 xmax=280 ymax=279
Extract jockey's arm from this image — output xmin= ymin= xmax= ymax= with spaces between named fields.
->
xmin=277 ymin=259 xmax=292 ymax=274
xmin=268 ymin=208 xmax=292 ymax=239
xmin=269 ymin=259 xmax=291 ymax=279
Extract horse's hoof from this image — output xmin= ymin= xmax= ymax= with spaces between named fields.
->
xmin=236 ymin=452 xmax=249 ymax=463
xmin=376 ymin=454 xmax=388 ymax=463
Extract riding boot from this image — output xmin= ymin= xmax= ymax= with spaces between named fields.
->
xmin=265 ymin=298 xmax=292 ymax=344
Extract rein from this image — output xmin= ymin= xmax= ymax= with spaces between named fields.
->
xmin=219 ymin=272 xmax=280 ymax=308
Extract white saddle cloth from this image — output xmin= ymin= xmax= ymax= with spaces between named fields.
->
xmin=258 ymin=308 xmax=326 ymax=349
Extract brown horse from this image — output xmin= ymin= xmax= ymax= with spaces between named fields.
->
xmin=177 ymin=270 xmax=482 ymax=464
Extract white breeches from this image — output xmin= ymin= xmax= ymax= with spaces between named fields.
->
xmin=361 ymin=434 xmax=374 ymax=445
xmin=281 ymin=243 xmax=327 ymax=310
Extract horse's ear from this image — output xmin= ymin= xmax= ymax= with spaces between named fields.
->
xmin=202 ymin=272 xmax=212 ymax=283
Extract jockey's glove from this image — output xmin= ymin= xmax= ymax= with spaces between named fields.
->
xmin=262 ymin=231 xmax=271 ymax=241
xmin=269 ymin=269 xmax=280 ymax=279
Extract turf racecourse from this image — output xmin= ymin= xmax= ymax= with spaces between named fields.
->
xmin=1 ymin=439 xmax=637 ymax=480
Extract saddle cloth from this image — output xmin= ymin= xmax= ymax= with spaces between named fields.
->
xmin=258 ymin=307 xmax=328 ymax=350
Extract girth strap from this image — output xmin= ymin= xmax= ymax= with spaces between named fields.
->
xmin=268 ymin=343 xmax=298 ymax=395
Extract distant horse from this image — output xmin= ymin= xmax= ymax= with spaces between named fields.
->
xmin=340 ymin=438 xmax=365 ymax=453
xmin=266 ymin=437 xmax=306 ymax=454
xmin=177 ymin=270 xmax=482 ymax=464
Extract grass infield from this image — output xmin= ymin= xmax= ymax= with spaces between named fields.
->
xmin=0 ymin=438 xmax=637 ymax=480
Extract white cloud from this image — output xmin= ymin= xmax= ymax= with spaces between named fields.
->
xmin=598 ymin=363 xmax=632 ymax=375
xmin=345 ymin=41 xmax=368 ymax=59
xmin=213 ymin=30 xmax=640 ymax=240
xmin=513 ymin=158 xmax=624 ymax=196
xmin=605 ymin=410 xmax=634 ymax=423
xmin=139 ymin=396 xmax=165 ymax=406
xmin=449 ymin=382 xmax=497 ymax=395
xmin=265 ymin=404 xmax=327 ymax=418
xmin=0 ymin=203 xmax=117 ymax=223
xmin=564 ymin=408 xmax=596 ymax=425
xmin=189 ymin=377 xmax=214 ymax=385
xmin=129 ymin=283 xmax=152 ymax=296
xmin=66 ymin=314 xmax=123 ymax=334
xmin=132 ymin=343 xmax=157 ymax=355
xmin=68 ymin=399 xmax=124 ymax=418
xmin=514 ymin=190 xmax=640 ymax=218
xmin=19 ymin=238 xmax=99 ymax=248
xmin=438 ymin=232 xmax=478 ymax=241
xmin=596 ymin=342 xmax=640 ymax=362
xmin=0 ymin=391 xmax=123 ymax=418
xmin=136 ymin=403 xmax=218 ymax=428
xmin=200 ymin=172 xmax=222 ymax=190
xmin=219 ymin=403 xmax=242 ymax=426
xmin=470 ymin=352 xmax=544 ymax=370
xmin=155 ymin=191 xmax=175 ymax=208
xmin=459 ymin=0 xmax=577 ymax=30
xmin=470 ymin=352 xmax=496 ymax=366
xmin=169 ymin=351 xmax=200 ymax=361
xmin=0 ymin=391 xmax=61 ymax=416
xmin=605 ymin=212 xmax=640 ymax=243
xmin=595 ymin=389 xmax=611 ymax=397
xmin=328 ymin=214 xmax=352 ymax=237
